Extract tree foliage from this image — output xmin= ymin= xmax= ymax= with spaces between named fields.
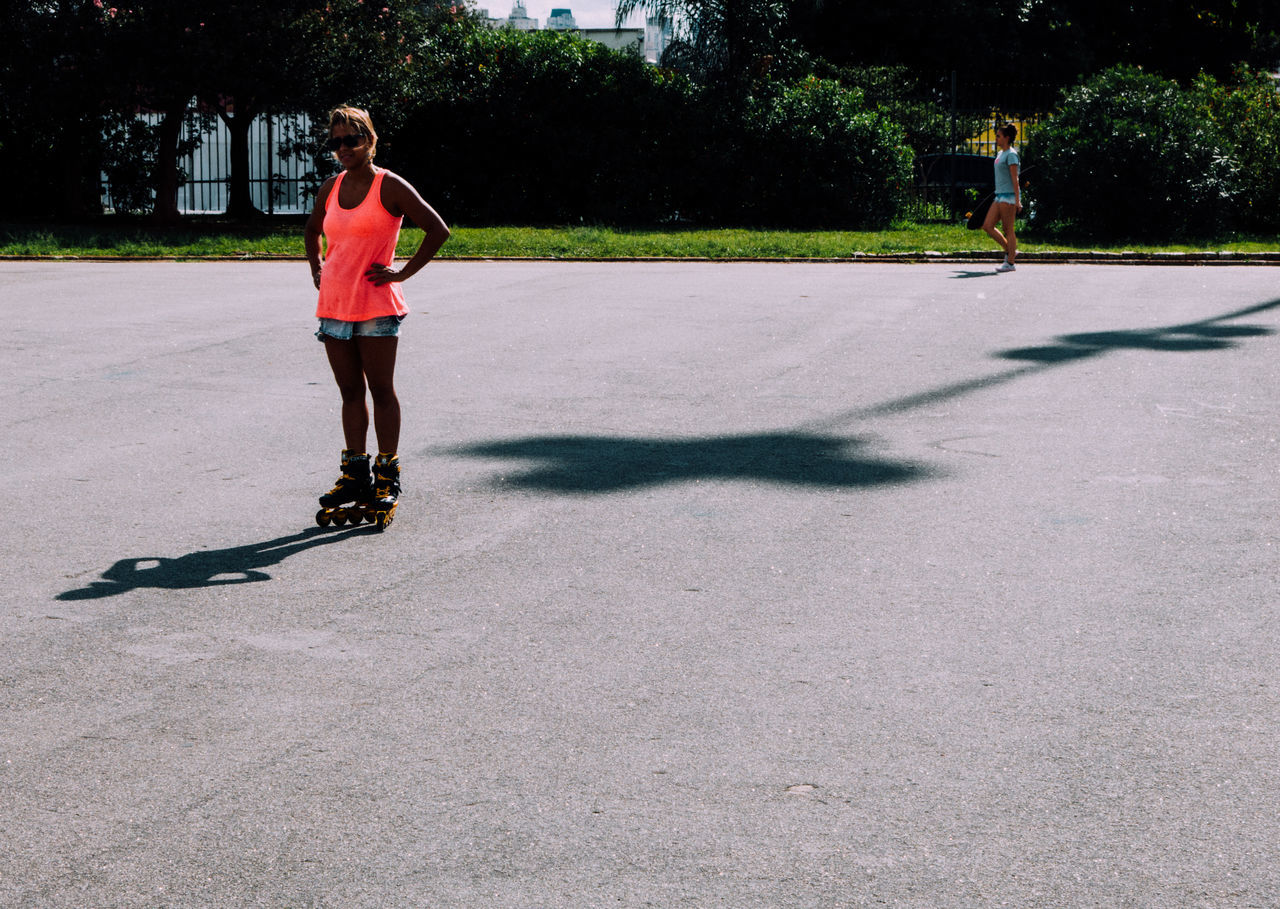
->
xmin=3 ymin=0 xmax=1279 ymax=231
xmin=0 ymin=0 xmax=436 ymax=221
xmin=735 ymin=77 xmax=912 ymax=226
xmin=1022 ymin=0 xmax=1280 ymax=83
xmin=1 ymin=0 xmax=117 ymax=217
xmin=386 ymin=24 xmax=917 ymax=228
xmin=793 ymin=0 xmax=1279 ymax=84
xmin=1025 ymin=66 xmax=1238 ymax=239
xmin=615 ymin=0 xmax=809 ymax=86
xmin=1198 ymin=66 xmax=1280 ymax=231
xmin=392 ymin=27 xmax=702 ymax=224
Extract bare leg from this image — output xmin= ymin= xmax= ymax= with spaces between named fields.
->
xmin=324 ymin=338 xmax=370 ymax=452
xmin=356 ymin=336 xmax=401 ymax=455
xmin=999 ymin=203 xmax=1018 ymax=263
xmin=982 ymin=202 xmax=1009 ymax=256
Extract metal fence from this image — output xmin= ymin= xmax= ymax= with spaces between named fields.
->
xmin=102 ymin=109 xmax=316 ymax=215
xmin=868 ymin=74 xmax=1063 ymax=219
xmin=954 ymin=80 xmax=1060 ymax=156
xmin=105 ymin=77 xmax=1062 ymax=221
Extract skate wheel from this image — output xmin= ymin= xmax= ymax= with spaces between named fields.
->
xmin=333 ymin=511 xmax=349 ymax=527
xmin=316 ymin=509 xmax=331 ymax=528
xmin=375 ymin=506 xmax=396 ymax=531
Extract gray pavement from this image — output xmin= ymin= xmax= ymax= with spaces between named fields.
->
xmin=1 ymin=260 xmax=1278 ymax=908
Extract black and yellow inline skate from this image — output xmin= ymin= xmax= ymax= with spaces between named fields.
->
xmin=316 ymin=450 xmax=373 ymax=527
xmin=370 ymin=453 xmax=401 ymax=531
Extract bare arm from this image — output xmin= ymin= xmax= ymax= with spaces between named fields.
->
xmin=304 ymin=177 xmax=336 ymax=289
xmin=1009 ymin=163 xmax=1021 ymax=212
xmin=366 ymin=172 xmax=451 ymax=286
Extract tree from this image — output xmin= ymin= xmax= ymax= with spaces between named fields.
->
xmin=1 ymin=0 xmax=118 ymax=218
xmin=98 ymin=2 xmax=205 ymax=222
xmin=87 ymin=0 xmax=434 ymax=221
xmin=1019 ymin=0 xmax=1280 ymax=83
xmin=1199 ymin=66 xmax=1280 ymax=231
xmin=790 ymin=0 xmax=1026 ymax=82
xmin=395 ymin=26 xmax=700 ymax=223
xmin=739 ymin=76 xmax=913 ymax=226
xmin=614 ymin=0 xmax=808 ymax=87
xmin=192 ymin=0 xmax=436 ymax=219
xmin=755 ymin=0 xmax=1280 ymax=85
xmin=1025 ymin=66 xmax=1238 ymax=239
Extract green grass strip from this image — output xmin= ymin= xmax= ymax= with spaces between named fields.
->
xmin=3 ymin=221 xmax=1279 ymax=259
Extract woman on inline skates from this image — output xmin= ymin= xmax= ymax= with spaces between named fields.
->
xmin=304 ymin=106 xmax=450 ymax=529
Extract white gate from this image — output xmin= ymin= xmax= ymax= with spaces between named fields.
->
xmin=102 ymin=108 xmax=315 ymax=215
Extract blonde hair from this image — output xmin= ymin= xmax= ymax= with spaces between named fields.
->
xmin=328 ymin=106 xmax=378 ymax=158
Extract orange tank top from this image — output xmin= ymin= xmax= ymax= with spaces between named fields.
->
xmin=316 ymin=168 xmax=408 ymax=321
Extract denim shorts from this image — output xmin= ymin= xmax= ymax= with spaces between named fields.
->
xmin=994 ymin=193 xmax=1018 ymax=206
xmin=315 ymin=315 xmax=405 ymax=342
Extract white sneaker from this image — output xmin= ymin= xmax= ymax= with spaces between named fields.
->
xmin=996 ymin=262 xmax=1017 ymax=273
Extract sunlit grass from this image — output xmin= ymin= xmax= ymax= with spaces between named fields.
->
xmin=2 ymin=220 xmax=1278 ymax=259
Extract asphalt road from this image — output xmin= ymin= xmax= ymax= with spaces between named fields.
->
xmin=2 ymin=261 xmax=1278 ymax=908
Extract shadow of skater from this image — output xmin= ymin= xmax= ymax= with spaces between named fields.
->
xmin=58 ymin=526 xmax=371 ymax=601
xmin=453 ymin=431 xmax=936 ymax=494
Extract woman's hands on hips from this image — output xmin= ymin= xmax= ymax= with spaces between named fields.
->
xmin=364 ymin=263 xmax=404 ymax=286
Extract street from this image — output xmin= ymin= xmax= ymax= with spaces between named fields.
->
xmin=2 ymin=261 xmax=1278 ymax=907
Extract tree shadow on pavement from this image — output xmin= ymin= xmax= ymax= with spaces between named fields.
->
xmin=997 ymin=300 xmax=1276 ymax=363
xmin=57 ymin=526 xmax=372 ymax=601
xmin=454 ymin=432 xmax=935 ymax=494
xmin=60 ymin=299 xmax=1279 ymax=598
xmin=834 ymin=297 xmax=1278 ymax=422
xmin=453 ymin=297 xmax=1280 ymax=494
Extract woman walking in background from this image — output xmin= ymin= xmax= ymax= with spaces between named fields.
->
xmin=983 ymin=122 xmax=1022 ymax=273
xmin=304 ymin=106 xmax=450 ymax=530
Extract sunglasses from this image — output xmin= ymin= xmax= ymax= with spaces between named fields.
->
xmin=324 ymin=134 xmax=367 ymax=151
